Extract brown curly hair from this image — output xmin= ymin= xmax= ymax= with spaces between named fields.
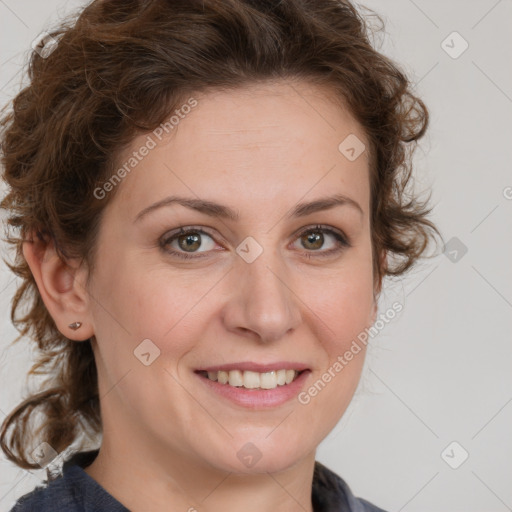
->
xmin=0 ymin=0 xmax=442 ymax=470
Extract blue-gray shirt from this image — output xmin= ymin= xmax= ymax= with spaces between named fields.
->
xmin=9 ymin=450 xmax=387 ymax=511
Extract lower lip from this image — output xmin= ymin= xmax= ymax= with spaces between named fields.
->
xmin=195 ymin=370 xmax=311 ymax=409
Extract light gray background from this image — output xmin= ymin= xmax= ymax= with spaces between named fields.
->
xmin=1 ymin=1 xmax=511 ymax=511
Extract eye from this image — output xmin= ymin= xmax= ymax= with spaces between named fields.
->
xmin=291 ymin=225 xmax=351 ymax=258
xmin=160 ymin=224 xmax=351 ymax=261
xmin=160 ymin=227 xmax=218 ymax=260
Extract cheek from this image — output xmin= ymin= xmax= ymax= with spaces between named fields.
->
xmin=293 ymin=267 xmax=373 ymax=440
xmin=89 ymin=259 xmax=233 ymax=408
xmin=92 ymin=249 xmax=212 ymax=337
xmin=91 ymin=237 xmax=375 ymax=369
xmin=299 ymin=257 xmax=375 ymax=349
xmin=305 ymin=278 xmax=373 ymax=332
xmin=301 ymin=277 xmax=372 ymax=401
xmin=91 ymin=220 xmax=375 ymax=345
xmin=87 ymin=257 xmax=209 ymax=423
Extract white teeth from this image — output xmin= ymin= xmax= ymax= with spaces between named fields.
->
xmin=204 ymin=369 xmax=301 ymax=389
xmin=260 ymin=371 xmax=277 ymax=389
xmin=285 ymin=369 xmax=295 ymax=384
xmin=228 ymin=370 xmax=244 ymax=387
xmin=243 ymin=371 xmax=260 ymax=389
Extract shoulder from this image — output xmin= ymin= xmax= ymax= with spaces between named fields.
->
xmin=312 ymin=461 xmax=388 ymax=512
xmin=10 ymin=467 xmax=88 ymax=512
xmin=9 ymin=450 xmax=129 ymax=512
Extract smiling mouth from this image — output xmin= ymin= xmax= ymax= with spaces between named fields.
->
xmin=196 ymin=369 xmax=307 ymax=390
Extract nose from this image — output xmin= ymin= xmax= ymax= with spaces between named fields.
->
xmin=221 ymin=249 xmax=302 ymax=343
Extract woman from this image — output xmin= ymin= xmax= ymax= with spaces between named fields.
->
xmin=0 ymin=0 xmax=441 ymax=510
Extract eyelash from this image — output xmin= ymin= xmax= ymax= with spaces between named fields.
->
xmin=159 ymin=224 xmax=351 ymax=261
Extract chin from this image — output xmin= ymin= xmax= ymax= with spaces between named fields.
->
xmin=205 ymin=433 xmax=314 ymax=475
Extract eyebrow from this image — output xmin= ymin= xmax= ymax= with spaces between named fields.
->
xmin=134 ymin=193 xmax=364 ymax=223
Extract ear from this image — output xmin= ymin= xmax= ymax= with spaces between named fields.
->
xmin=370 ymin=299 xmax=378 ymax=326
xmin=370 ymin=249 xmax=387 ymax=324
xmin=22 ymin=232 xmax=95 ymax=342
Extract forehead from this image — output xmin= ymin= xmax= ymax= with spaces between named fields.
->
xmin=108 ymin=80 xmax=370 ymax=220
xmin=183 ymin=79 xmax=360 ymax=145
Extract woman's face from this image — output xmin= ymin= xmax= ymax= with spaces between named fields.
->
xmin=85 ymin=80 xmax=378 ymax=474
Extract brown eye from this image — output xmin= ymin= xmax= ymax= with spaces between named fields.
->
xmin=161 ymin=228 xmax=217 ymax=259
xmin=301 ymin=231 xmax=324 ymax=250
xmin=177 ymin=232 xmax=202 ymax=252
xmin=292 ymin=225 xmax=351 ymax=258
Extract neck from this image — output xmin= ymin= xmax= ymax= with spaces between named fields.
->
xmin=84 ymin=419 xmax=316 ymax=512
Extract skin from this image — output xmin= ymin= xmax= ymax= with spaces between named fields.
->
xmin=23 ymin=79 xmax=383 ymax=512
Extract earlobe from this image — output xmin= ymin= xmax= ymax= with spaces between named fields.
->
xmin=370 ymin=300 xmax=378 ymax=326
xmin=373 ymin=249 xmax=387 ymax=298
xmin=22 ymin=233 xmax=94 ymax=341
xmin=370 ymin=249 xmax=386 ymax=325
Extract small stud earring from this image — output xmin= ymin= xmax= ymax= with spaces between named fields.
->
xmin=68 ymin=321 xmax=82 ymax=330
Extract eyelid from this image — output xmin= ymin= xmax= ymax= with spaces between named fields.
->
xmin=293 ymin=224 xmax=350 ymax=245
xmin=159 ymin=226 xmax=222 ymax=254
xmin=291 ymin=224 xmax=351 ymax=258
xmin=159 ymin=224 xmax=351 ymax=260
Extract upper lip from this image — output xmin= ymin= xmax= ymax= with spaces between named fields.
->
xmin=196 ymin=362 xmax=310 ymax=373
